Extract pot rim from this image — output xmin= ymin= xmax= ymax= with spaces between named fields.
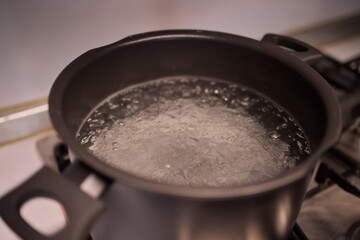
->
xmin=49 ymin=29 xmax=342 ymax=199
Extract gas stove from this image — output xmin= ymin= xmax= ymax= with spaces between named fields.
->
xmin=0 ymin=31 xmax=360 ymax=240
xmin=289 ymin=55 xmax=360 ymax=239
xmin=33 ymin=55 xmax=360 ymax=240
xmin=293 ymin=154 xmax=360 ymax=239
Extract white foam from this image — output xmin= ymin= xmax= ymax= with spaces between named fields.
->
xmin=89 ymin=98 xmax=290 ymax=187
xmin=78 ymin=77 xmax=309 ymax=187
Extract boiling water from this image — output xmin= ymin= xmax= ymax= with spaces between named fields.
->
xmin=77 ymin=77 xmax=311 ymax=187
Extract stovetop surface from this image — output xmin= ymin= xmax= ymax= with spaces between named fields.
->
xmin=289 ymin=53 xmax=360 ymax=240
xmin=296 ymin=153 xmax=360 ymax=240
xmin=1 ymin=38 xmax=360 ymax=240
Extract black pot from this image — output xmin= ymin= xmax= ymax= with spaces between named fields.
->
xmin=0 ymin=30 xmax=341 ymax=240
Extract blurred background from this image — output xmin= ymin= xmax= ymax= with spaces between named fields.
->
xmin=1 ymin=0 xmax=360 ymax=109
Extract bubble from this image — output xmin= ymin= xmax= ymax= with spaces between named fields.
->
xmin=195 ymin=85 xmax=202 ymax=95
xmin=180 ymin=77 xmax=190 ymax=83
xmin=261 ymin=106 xmax=269 ymax=112
xmin=229 ymin=84 xmax=238 ymax=90
xmin=90 ymin=136 xmax=97 ymax=143
xmin=77 ymin=76 xmax=310 ymax=188
xmin=108 ymin=102 xmax=119 ymax=110
xmin=270 ymin=132 xmax=281 ymax=140
xmin=91 ymin=118 xmax=105 ymax=124
xmin=109 ymin=114 xmax=116 ymax=121
xmin=230 ymin=99 xmax=238 ymax=105
xmin=297 ymin=141 xmax=303 ymax=149
xmin=80 ymin=135 xmax=91 ymax=144
xmin=240 ymin=97 xmax=250 ymax=106
xmin=296 ymin=131 xmax=305 ymax=138
xmin=182 ymin=91 xmax=192 ymax=98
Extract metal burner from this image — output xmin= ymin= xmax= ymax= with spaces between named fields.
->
xmin=334 ymin=120 xmax=360 ymax=167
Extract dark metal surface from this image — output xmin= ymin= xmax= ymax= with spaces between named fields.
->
xmin=314 ymin=55 xmax=360 ymax=130
xmin=315 ymin=163 xmax=360 ymax=197
xmin=293 ymin=53 xmax=360 ymax=239
xmin=0 ymin=167 xmax=104 ymax=240
xmin=297 ymin=163 xmax=360 ymax=239
xmin=289 ymin=223 xmax=308 ymax=240
xmin=48 ymin=29 xmax=341 ymax=197
xmin=261 ymin=34 xmax=322 ymax=66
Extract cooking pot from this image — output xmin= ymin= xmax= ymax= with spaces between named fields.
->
xmin=0 ymin=30 xmax=342 ymax=240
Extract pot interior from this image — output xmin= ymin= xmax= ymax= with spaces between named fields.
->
xmin=58 ymin=36 xmax=328 ymax=154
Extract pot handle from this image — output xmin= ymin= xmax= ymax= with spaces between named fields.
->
xmin=0 ymin=164 xmax=105 ymax=240
xmin=261 ymin=34 xmax=322 ymax=66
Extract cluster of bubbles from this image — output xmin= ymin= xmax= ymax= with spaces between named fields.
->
xmin=77 ymin=76 xmax=311 ymax=187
